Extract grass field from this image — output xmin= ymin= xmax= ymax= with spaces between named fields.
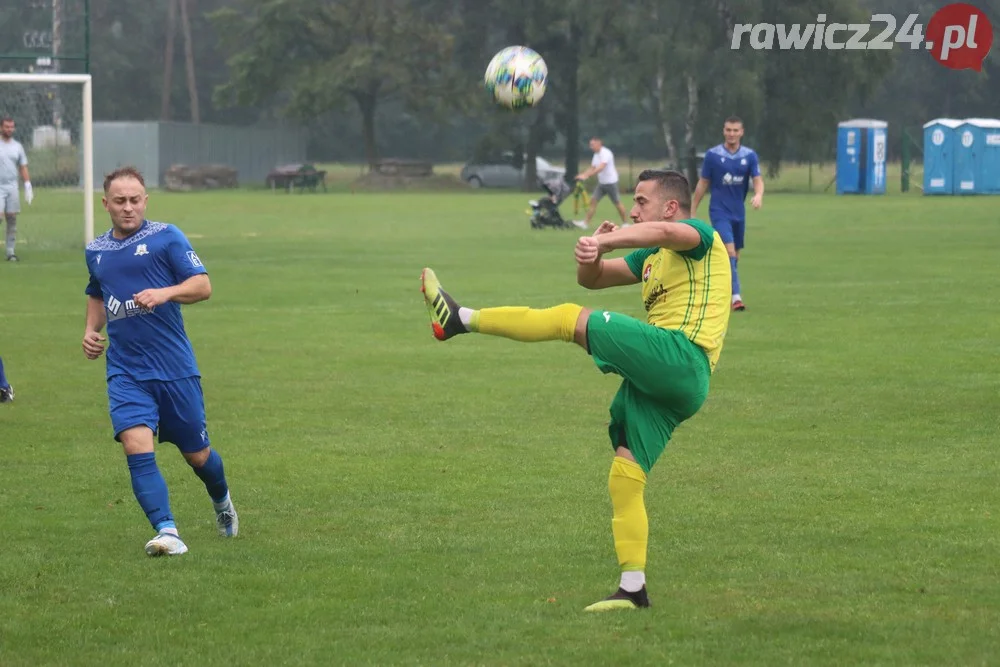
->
xmin=1 ymin=186 xmax=998 ymax=666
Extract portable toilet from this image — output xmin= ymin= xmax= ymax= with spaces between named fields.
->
xmin=953 ymin=118 xmax=1000 ymax=194
xmin=922 ymin=118 xmax=962 ymax=194
xmin=836 ymin=119 xmax=888 ymax=195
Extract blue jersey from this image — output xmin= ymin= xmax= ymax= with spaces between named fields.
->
xmin=701 ymin=144 xmax=761 ymax=222
xmin=85 ymin=220 xmax=208 ymax=382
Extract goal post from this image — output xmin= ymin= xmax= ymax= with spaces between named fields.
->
xmin=0 ymin=72 xmax=94 ymax=247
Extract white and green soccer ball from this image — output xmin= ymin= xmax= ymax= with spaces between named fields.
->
xmin=484 ymin=46 xmax=548 ymax=110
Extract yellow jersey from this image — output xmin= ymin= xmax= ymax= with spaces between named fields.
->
xmin=623 ymin=219 xmax=732 ymax=373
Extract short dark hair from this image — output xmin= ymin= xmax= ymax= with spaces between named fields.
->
xmin=1 ymin=116 xmax=13 ymax=125
xmin=637 ymin=169 xmax=692 ymax=211
xmin=724 ymin=116 xmax=743 ymax=126
xmin=103 ymin=166 xmax=146 ymax=192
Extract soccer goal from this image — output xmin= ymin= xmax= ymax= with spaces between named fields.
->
xmin=0 ymin=73 xmax=94 ymax=249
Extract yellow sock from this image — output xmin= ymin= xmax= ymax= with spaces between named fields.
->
xmin=469 ymin=304 xmax=582 ymax=342
xmin=609 ymin=456 xmax=648 ymax=573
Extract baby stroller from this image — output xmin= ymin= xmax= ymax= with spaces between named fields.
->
xmin=528 ymin=177 xmax=586 ymax=230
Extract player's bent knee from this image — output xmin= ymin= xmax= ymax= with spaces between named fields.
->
xmin=182 ymin=446 xmax=211 ymax=468
xmin=118 ymin=425 xmax=156 ymax=455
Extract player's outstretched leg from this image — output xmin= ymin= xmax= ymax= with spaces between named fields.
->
xmin=584 ymin=456 xmax=651 ymax=612
xmin=421 ymin=268 xmax=469 ymax=341
xmin=421 ymin=268 xmax=583 ymax=344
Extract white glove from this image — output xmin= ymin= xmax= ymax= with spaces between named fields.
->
xmin=23 ymin=182 xmax=33 ymax=205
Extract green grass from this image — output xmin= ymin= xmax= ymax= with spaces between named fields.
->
xmin=1 ymin=187 xmax=998 ymax=666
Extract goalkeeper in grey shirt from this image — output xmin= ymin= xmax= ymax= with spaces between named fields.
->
xmin=0 ymin=116 xmax=34 ymax=262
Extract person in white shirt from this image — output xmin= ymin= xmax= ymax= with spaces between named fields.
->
xmin=575 ymin=137 xmax=628 ymax=229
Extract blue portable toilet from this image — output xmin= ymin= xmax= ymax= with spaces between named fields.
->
xmin=922 ymin=118 xmax=962 ymax=194
xmin=953 ymin=118 xmax=1000 ymax=194
xmin=837 ymin=119 xmax=888 ymax=195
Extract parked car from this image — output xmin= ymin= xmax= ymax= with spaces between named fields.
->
xmin=460 ymin=151 xmax=566 ymax=188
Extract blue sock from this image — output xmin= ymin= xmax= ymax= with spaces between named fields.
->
xmin=126 ymin=452 xmax=175 ymax=532
xmin=192 ymin=448 xmax=230 ymax=506
xmin=730 ymin=256 xmax=741 ymax=297
xmin=0 ymin=356 xmax=8 ymax=388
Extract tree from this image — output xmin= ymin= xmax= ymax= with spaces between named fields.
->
xmin=161 ymin=0 xmax=178 ymax=121
xmin=179 ymin=0 xmax=201 ymax=124
xmin=753 ymin=0 xmax=893 ymax=175
xmin=604 ymin=0 xmax=760 ymax=186
xmin=211 ymin=0 xmax=459 ymax=168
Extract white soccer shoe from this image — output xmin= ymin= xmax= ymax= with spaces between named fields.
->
xmin=216 ymin=504 xmax=239 ymax=537
xmin=144 ymin=531 xmax=189 ymax=556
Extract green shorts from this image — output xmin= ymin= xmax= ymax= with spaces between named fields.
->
xmin=587 ymin=310 xmax=711 ymax=473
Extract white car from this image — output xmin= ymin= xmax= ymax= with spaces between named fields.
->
xmin=460 ymin=152 xmax=566 ymax=188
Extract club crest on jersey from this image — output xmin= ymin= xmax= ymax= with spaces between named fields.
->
xmin=134 ymin=244 xmax=149 ymax=256
xmin=643 ymin=264 xmax=652 ymax=282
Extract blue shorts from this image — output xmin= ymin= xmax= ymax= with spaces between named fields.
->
xmin=711 ymin=218 xmax=745 ymax=250
xmin=107 ymin=375 xmax=210 ymax=452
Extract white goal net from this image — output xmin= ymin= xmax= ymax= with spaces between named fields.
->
xmin=0 ymin=73 xmax=93 ymax=252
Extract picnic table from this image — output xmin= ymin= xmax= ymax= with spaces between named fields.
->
xmin=266 ymin=164 xmax=328 ymax=193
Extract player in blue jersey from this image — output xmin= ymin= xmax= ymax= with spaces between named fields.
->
xmin=0 ymin=355 xmax=12 ymax=403
xmin=692 ymin=116 xmax=764 ymax=311
xmin=82 ymin=166 xmax=237 ymax=556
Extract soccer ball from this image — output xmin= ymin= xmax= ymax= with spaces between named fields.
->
xmin=483 ymin=46 xmax=548 ymax=110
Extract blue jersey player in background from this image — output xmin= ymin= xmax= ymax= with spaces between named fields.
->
xmin=692 ymin=116 xmax=764 ymax=312
xmin=0 ymin=355 xmax=12 ymax=402
xmin=82 ymin=166 xmax=238 ymax=556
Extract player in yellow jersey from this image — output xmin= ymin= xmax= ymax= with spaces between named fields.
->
xmin=420 ymin=169 xmax=731 ymax=612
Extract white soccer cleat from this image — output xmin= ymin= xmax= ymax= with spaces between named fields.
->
xmin=216 ymin=504 xmax=239 ymax=537
xmin=144 ymin=531 xmax=189 ymax=556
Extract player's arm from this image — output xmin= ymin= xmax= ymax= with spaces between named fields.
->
xmin=596 ymin=221 xmax=702 ymax=254
xmin=19 ymin=148 xmax=32 ymax=204
xmin=577 ymin=256 xmax=639 ymax=290
xmin=576 ymin=221 xmax=640 ymax=289
xmin=692 ymin=154 xmax=713 ymax=217
xmin=576 ymin=160 xmax=606 ymax=181
xmin=83 ymin=296 xmax=107 ymax=360
xmin=749 ymin=151 xmax=763 ymax=209
xmin=166 ymin=274 xmax=212 ymax=304
xmin=133 ymin=274 xmax=211 ymax=310
xmin=86 ymin=295 xmax=106 ymax=332
xmin=134 ymin=228 xmax=212 ymax=309
xmin=691 ymin=178 xmax=710 ymax=217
